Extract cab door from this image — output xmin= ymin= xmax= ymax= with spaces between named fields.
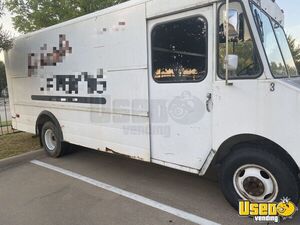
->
xmin=148 ymin=6 xmax=214 ymax=171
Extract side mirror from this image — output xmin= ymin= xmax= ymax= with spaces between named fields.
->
xmin=224 ymin=9 xmax=240 ymax=39
xmin=224 ymin=54 xmax=239 ymax=71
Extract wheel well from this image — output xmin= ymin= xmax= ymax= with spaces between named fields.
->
xmin=35 ymin=111 xmax=64 ymax=145
xmin=213 ymin=134 xmax=300 ymax=175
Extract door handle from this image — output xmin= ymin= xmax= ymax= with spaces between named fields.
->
xmin=206 ymin=93 xmax=212 ymax=112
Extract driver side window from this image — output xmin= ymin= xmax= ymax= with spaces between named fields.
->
xmin=152 ymin=16 xmax=208 ymax=83
xmin=218 ymin=2 xmax=262 ymax=78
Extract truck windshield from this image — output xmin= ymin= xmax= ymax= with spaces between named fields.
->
xmin=251 ymin=3 xmax=299 ymax=78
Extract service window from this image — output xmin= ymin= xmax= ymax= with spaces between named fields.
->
xmin=218 ymin=2 xmax=262 ymax=79
xmin=151 ymin=16 xmax=208 ymax=83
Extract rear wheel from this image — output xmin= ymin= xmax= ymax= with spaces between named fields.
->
xmin=219 ymin=146 xmax=299 ymax=210
xmin=41 ymin=121 xmax=65 ymax=158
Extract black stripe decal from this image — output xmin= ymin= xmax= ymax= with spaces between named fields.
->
xmin=31 ymin=95 xmax=106 ymax=104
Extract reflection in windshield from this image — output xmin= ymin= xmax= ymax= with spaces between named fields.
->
xmin=252 ymin=4 xmax=299 ymax=77
xmin=273 ymin=22 xmax=298 ymax=76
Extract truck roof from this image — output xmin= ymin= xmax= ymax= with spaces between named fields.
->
xmin=16 ymin=0 xmax=218 ymax=39
xmin=16 ymin=0 xmax=283 ymax=40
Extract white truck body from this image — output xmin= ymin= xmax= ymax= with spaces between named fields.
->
xmin=5 ymin=0 xmax=300 ymax=176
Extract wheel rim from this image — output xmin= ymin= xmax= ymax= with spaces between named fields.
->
xmin=44 ymin=129 xmax=57 ymax=151
xmin=233 ymin=164 xmax=279 ymax=202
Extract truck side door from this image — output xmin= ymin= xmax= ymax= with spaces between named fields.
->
xmin=148 ymin=6 xmax=214 ymax=172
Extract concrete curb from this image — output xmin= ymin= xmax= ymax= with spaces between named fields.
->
xmin=0 ymin=149 xmax=46 ymax=170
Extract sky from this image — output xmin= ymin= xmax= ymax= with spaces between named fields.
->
xmin=0 ymin=0 xmax=299 ymax=62
xmin=277 ymin=0 xmax=300 ymax=43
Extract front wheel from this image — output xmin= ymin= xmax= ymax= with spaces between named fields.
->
xmin=41 ymin=121 xmax=65 ymax=158
xmin=218 ymin=146 xmax=299 ymax=210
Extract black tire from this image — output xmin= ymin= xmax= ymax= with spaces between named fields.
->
xmin=41 ymin=121 xmax=65 ymax=158
xmin=218 ymin=145 xmax=300 ymax=210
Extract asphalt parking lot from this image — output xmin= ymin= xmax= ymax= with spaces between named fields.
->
xmin=0 ymin=147 xmax=299 ymax=225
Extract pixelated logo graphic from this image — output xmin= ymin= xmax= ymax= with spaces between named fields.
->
xmin=28 ymin=34 xmax=72 ymax=77
xmin=41 ymin=69 xmax=106 ymax=95
xmin=97 ymin=21 xmax=127 ymax=34
xmin=28 ymin=34 xmax=107 ymax=105
xmin=32 ymin=69 xmax=107 ymax=105
xmin=239 ymin=197 xmax=298 ymax=223
xmin=168 ymin=91 xmax=205 ymax=124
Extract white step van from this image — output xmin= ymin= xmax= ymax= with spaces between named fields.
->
xmin=4 ymin=0 xmax=300 ymax=209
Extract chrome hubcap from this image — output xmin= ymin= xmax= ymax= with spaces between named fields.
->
xmin=44 ymin=129 xmax=57 ymax=151
xmin=233 ymin=164 xmax=278 ymax=202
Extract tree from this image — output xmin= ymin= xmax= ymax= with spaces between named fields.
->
xmin=5 ymin=0 xmax=129 ymax=33
xmin=0 ymin=61 xmax=6 ymax=96
xmin=0 ymin=1 xmax=12 ymax=95
xmin=288 ymin=35 xmax=300 ymax=73
xmin=0 ymin=1 xmax=13 ymax=50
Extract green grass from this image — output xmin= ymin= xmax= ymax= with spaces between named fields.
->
xmin=0 ymin=120 xmax=12 ymax=127
xmin=0 ymin=132 xmax=41 ymax=160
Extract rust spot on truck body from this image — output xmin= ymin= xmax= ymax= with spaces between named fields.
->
xmin=103 ymin=147 xmax=144 ymax=161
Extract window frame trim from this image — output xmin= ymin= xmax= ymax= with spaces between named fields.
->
xmin=150 ymin=15 xmax=209 ymax=84
xmin=216 ymin=0 xmax=264 ymax=80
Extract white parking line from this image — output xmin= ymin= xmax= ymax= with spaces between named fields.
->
xmin=31 ymin=160 xmax=221 ymax=225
